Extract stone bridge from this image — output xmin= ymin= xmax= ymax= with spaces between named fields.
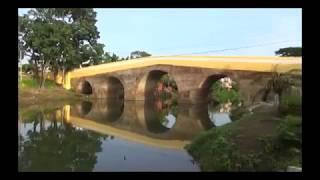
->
xmin=60 ymin=56 xmax=301 ymax=105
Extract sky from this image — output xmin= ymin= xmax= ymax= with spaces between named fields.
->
xmin=18 ymin=8 xmax=302 ymax=58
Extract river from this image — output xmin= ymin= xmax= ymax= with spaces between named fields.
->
xmin=18 ymin=98 xmax=245 ymax=172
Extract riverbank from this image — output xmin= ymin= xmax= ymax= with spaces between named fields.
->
xmin=185 ymin=106 xmax=302 ymax=171
xmin=18 ymin=75 xmax=85 ymax=109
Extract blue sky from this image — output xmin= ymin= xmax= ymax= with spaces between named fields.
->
xmin=19 ymin=8 xmax=302 ymax=57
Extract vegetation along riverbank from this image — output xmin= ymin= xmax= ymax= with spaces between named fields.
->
xmin=185 ymin=72 xmax=302 ymax=172
xmin=18 ymin=74 xmax=85 ymax=108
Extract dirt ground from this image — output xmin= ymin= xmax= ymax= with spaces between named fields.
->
xmin=233 ymin=107 xmax=281 ymax=154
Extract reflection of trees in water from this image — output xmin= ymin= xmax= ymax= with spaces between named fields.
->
xmin=152 ymin=99 xmax=178 ymax=130
xmin=207 ymin=101 xmax=247 ymax=125
xmin=18 ymin=110 xmax=107 ymax=172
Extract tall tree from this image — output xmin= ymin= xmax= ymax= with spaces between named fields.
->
xmin=22 ymin=11 xmax=61 ymax=88
xmin=275 ymin=47 xmax=302 ymax=57
xmin=20 ymin=8 xmax=104 ymax=88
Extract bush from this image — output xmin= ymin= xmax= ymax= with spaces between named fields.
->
xmin=277 ymin=115 xmax=302 ymax=148
xmin=279 ymin=95 xmax=302 ymax=116
xmin=210 ymin=80 xmax=240 ymax=104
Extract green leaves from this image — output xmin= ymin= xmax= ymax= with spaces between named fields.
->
xmin=277 ymin=115 xmax=302 ymax=146
xmin=275 ymin=47 xmax=302 ymax=57
xmin=21 ymin=8 xmax=104 ymax=73
xmin=210 ymin=80 xmax=240 ymax=104
xmin=130 ymin=50 xmax=152 ymax=59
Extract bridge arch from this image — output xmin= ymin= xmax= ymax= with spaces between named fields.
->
xmin=76 ymin=79 xmax=93 ymax=95
xmin=198 ymin=74 xmax=228 ymax=103
xmin=136 ymin=70 xmax=178 ymax=101
xmin=103 ymin=76 xmax=125 ymax=100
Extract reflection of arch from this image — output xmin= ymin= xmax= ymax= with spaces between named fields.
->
xmin=71 ymin=101 xmax=93 ymax=118
xmin=71 ymin=99 xmax=124 ymax=123
xmin=76 ymin=80 xmax=93 ymax=95
xmin=178 ymin=104 xmax=215 ymax=131
xmin=136 ymin=70 xmax=178 ymax=101
xmin=198 ymin=74 xmax=228 ymax=102
xmin=144 ymin=101 xmax=175 ymax=133
xmin=88 ymin=99 xmax=124 ymax=123
xmin=80 ymin=101 xmax=93 ymax=115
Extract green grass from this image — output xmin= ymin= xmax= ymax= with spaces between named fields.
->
xmin=20 ymin=77 xmax=58 ymax=89
xmin=20 ymin=78 xmax=39 ymax=88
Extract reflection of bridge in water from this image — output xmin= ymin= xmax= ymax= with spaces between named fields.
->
xmin=59 ymin=100 xmax=216 ymax=150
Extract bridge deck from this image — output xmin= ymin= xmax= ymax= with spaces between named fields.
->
xmin=69 ymin=56 xmax=302 ymax=79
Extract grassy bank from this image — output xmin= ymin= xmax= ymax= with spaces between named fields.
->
xmin=185 ymin=108 xmax=301 ymax=171
xmin=18 ymin=75 xmax=85 ymax=108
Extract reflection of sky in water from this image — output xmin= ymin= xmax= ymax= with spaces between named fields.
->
xmin=18 ymin=119 xmax=63 ymax=140
xmin=208 ymin=112 xmax=232 ymax=127
xmin=94 ymin=137 xmax=199 ymax=172
xmin=161 ymin=113 xmax=176 ymax=129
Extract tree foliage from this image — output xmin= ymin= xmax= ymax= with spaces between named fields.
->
xmin=275 ymin=47 xmax=302 ymax=57
xmin=130 ymin=50 xmax=151 ymax=59
xmin=210 ymin=80 xmax=240 ymax=104
xmin=19 ymin=8 xmax=104 ymax=88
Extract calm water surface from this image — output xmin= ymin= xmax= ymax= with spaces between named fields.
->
xmin=18 ymin=99 xmax=237 ymax=172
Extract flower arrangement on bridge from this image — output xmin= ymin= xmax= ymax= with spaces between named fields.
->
xmin=210 ymin=77 xmax=240 ymax=104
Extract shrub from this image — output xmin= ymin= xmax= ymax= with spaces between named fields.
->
xmin=277 ymin=115 xmax=302 ymax=148
xmin=279 ymin=95 xmax=302 ymax=116
xmin=210 ymin=80 xmax=240 ymax=104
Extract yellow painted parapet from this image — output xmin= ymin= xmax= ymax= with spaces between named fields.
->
xmin=69 ymin=115 xmax=189 ymax=150
xmin=63 ymin=56 xmax=302 ymax=89
xmin=63 ymin=105 xmax=70 ymax=122
xmin=55 ymin=72 xmax=63 ymax=85
xmin=63 ymin=72 xmax=71 ymax=90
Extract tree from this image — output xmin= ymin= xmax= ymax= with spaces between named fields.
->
xmin=22 ymin=64 xmax=33 ymax=73
xmin=18 ymin=16 xmax=27 ymax=62
xmin=130 ymin=50 xmax=151 ymax=59
xmin=20 ymin=8 xmax=104 ymax=88
xmin=110 ymin=53 xmax=119 ymax=62
xmin=49 ymin=8 xmax=104 ymax=82
xmin=275 ymin=47 xmax=302 ymax=57
xmin=22 ymin=13 xmax=62 ymax=88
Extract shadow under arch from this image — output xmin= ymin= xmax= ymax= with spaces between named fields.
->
xmin=76 ymin=80 xmax=93 ymax=95
xmin=104 ymin=76 xmax=124 ymax=100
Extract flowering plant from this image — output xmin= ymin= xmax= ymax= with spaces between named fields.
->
xmin=210 ymin=77 xmax=240 ymax=104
